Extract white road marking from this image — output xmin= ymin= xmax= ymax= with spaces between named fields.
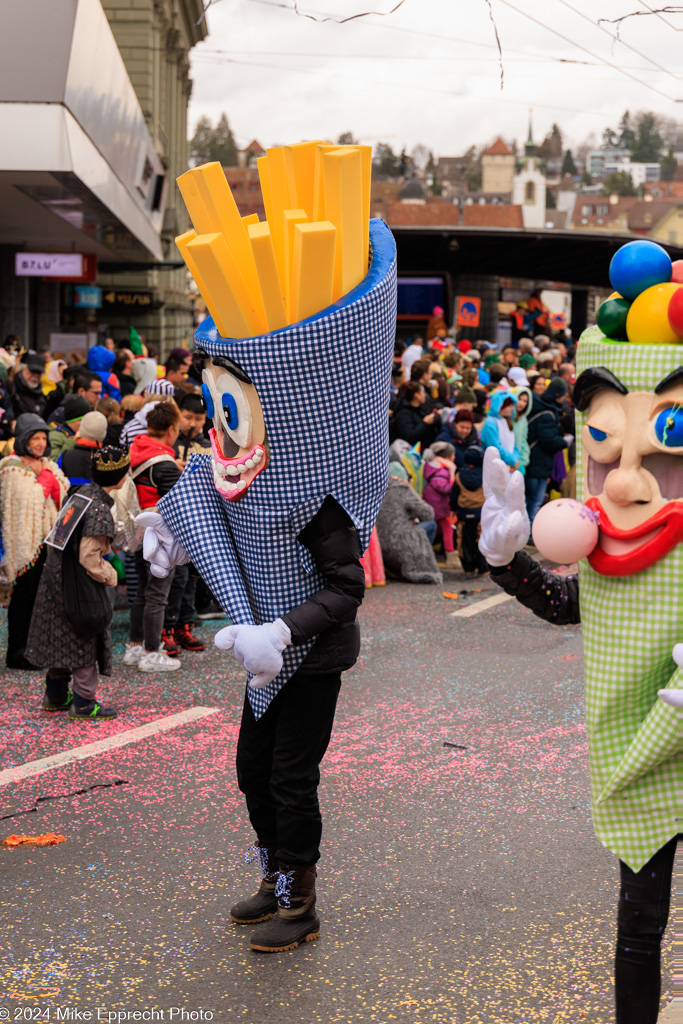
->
xmin=450 ymin=592 xmax=514 ymax=618
xmin=0 ymin=707 xmax=220 ymax=787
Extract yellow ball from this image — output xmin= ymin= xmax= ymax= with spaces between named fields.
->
xmin=626 ymin=282 xmax=682 ymax=344
xmin=608 ymin=291 xmax=621 ymax=300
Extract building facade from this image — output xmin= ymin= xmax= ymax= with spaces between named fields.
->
xmin=481 ymin=138 xmax=515 ymax=195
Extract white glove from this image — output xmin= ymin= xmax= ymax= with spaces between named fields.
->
xmin=135 ymin=511 xmax=190 ymax=579
xmin=215 ymin=619 xmax=292 ymax=689
xmin=478 ymin=447 xmax=530 ymax=567
xmin=658 ymin=644 xmax=683 ymax=708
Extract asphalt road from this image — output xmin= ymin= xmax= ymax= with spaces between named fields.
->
xmin=0 ymin=569 xmax=675 ymax=1024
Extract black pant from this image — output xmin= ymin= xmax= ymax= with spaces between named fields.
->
xmin=615 ymin=834 xmax=678 ymax=1024
xmin=129 ymin=550 xmax=175 ymax=651
xmin=7 ymin=546 xmax=46 ymax=666
xmin=164 ymin=563 xmax=197 ymax=629
xmin=235 ymin=669 xmax=342 ymax=866
xmin=457 ymin=510 xmax=487 ymax=574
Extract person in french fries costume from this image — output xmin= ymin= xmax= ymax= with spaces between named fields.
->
xmin=137 ymin=143 xmax=397 ymax=952
xmin=479 ymin=240 xmax=682 ymax=1023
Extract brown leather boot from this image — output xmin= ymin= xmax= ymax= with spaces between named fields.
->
xmin=249 ymin=864 xmax=319 ymax=952
xmin=230 ymin=847 xmax=279 ymax=924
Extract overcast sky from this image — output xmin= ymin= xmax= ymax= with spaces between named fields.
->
xmin=188 ymin=0 xmax=683 ymax=158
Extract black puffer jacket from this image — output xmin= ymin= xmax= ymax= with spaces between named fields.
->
xmin=12 ymin=372 xmax=47 ymax=418
xmin=489 ymin=549 xmax=581 ymax=626
xmin=526 ymin=393 xmax=567 ymax=479
xmin=282 ymin=496 xmax=366 ymax=674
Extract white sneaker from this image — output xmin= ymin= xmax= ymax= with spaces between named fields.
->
xmin=138 ymin=649 xmax=181 ymax=672
xmin=123 ymin=644 xmax=144 ymax=665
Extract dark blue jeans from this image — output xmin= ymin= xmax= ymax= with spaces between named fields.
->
xmin=524 ymin=475 xmax=548 ymax=528
xmin=615 ymin=834 xmax=678 ymax=1024
xmin=416 ymin=520 xmax=437 ymax=544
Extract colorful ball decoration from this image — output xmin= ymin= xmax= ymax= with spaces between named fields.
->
xmin=596 ymin=297 xmax=631 ymax=341
xmin=531 ymin=500 xmax=599 ymax=564
xmin=626 ymin=283 xmax=682 ymax=345
xmin=667 ymin=285 xmax=683 ymax=339
xmin=609 ymin=240 xmax=672 ymax=301
xmin=671 ymin=260 xmax=683 ymax=284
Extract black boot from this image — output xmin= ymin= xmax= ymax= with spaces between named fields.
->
xmin=249 ymin=864 xmax=319 ymax=953
xmin=230 ymin=847 xmax=279 ymax=924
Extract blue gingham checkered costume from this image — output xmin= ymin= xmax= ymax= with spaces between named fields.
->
xmin=158 ymin=219 xmax=397 ymax=718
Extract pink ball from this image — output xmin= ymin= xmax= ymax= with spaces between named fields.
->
xmin=532 ymin=500 xmax=599 ymax=563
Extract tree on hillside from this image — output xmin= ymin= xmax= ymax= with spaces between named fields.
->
xmin=561 ymin=149 xmax=578 ymax=176
xmin=189 ymin=113 xmax=238 ymax=167
xmin=337 ymin=131 xmax=358 ymax=145
xmin=540 ymin=123 xmax=563 ymax=159
xmin=661 ymin=148 xmax=678 ymax=181
xmin=602 ymin=171 xmax=636 ymax=196
xmin=631 ymin=112 xmax=663 ymax=162
xmin=399 ymin=148 xmax=412 ymax=176
xmin=411 ymin=144 xmax=431 ymax=172
xmin=374 ymin=143 xmax=402 ymax=178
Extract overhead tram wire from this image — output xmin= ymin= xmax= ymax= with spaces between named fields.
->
xmin=637 ymin=0 xmax=682 ymax=31
xmin=189 ymin=52 xmax=624 ymax=118
xmin=496 ymin=0 xmax=678 ymax=102
xmin=553 ymin=0 xmax=682 ymax=81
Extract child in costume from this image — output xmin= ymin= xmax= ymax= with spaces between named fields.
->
xmin=479 ymin=240 xmax=682 ymax=1024
xmin=138 ymin=171 xmax=396 ymax=952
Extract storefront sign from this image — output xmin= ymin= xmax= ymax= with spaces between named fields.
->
xmin=102 ymin=290 xmax=153 ymax=310
xmin=52 ymin=253 xmax=98 ymax=283
xmin=73 ymin=285 xmax=102 ymax=309
xmin=15 ymin=252 xmax=83 ymax=277
xmin=456 ymin=296 xmax=481 ymax=327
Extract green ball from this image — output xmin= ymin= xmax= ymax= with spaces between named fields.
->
xmin=596 ymin=297 xmax=631 ymax=341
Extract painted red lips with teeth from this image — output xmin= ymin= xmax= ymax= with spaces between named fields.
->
xmin=585 ymin=497 xmax=683 ymax=576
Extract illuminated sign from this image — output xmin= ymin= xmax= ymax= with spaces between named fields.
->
xmin=15 ymin=253 xmax=84 ymax=277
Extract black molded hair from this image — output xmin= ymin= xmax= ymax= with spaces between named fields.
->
xmin=192 ymin=348 xmax=252 ymax=385
xmin=573 ymin=366 xmax=628 ymax=412
xmin=654 ymin=366 xmax=683 ymax=394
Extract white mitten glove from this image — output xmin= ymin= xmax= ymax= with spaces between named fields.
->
xmin=478 ymin=447 xmax=530 ymax=567
xmin=135 ymin=511 xmax=190 ymax=579
xmin=215 ymin=619 xmax=292 ymax=689
xmin=658 ymin=644 xmax=683 ymax=708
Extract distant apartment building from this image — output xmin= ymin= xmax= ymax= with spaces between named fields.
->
xmin=587 ymin=147 xmax=660 ymax=185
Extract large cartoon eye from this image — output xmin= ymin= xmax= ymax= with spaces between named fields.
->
xmin=588 ymin=426 xmax=608 ymax=442
xmin=655 ymin=405 xmax=683 ymax=448
xmin=215 ymin=371 xmax=251 ymax=449
xmin=201 ymin=383 xmax=214 ymax=419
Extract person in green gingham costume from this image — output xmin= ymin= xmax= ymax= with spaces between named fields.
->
xmin=478 ymin=317 xmax=681 ymax=1022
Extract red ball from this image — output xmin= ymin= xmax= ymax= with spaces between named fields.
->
xmin=672 ymin=260 xmax=683 ymax=284
xmin=667 ymin=286 xmax=683 ymax=338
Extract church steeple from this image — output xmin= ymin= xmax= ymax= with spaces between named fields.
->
xmin=525 ymin=108 xmax=536 ymax=158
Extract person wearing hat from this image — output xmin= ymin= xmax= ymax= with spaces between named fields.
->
xmin=0 ymin=414 xmax=69 ymax=668
xmin=480 ymin=391 xmax=522 ymax=474
xmin=375 ymin=462 xmax=442 ymax=585
xmin=49 ymin=395 xmax=91 ymax=462
xmin=524 ymin=376 xmax=568 ymax=526
xmin=26 ymin=446 xmax=131 ymax=719
xmin=59 ymin=411 xmax=108 ymax=486
xmin=10 ymin=354 xmax=47 ymax=419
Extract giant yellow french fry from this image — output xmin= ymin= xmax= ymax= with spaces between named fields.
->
xmin=284 ymin=141 xmax=322 ymax=220
xmin=189 ymin=163 xmax=266 ymax=327
xmin=186 ymin=233 xmax=263 ymax=339
xmin=323 ymin=148 xmax=365 ymax=302
xmin=312 ymin=144 xmax=344 ymax=221
xmin=176 ymin=228 xmax=229 ymax=337
xmin=242 ymin=213 xmax=259 ymax=227
xmin=177 ymin=170 xmax=215 ymax=235
xmin=357 ymin=144 xmax=372 ymax=261
xmin=265 ymin=147 xmax=293 ymax=279
xmin=290 ymin=222 xmax=337 ymax=323
xmin=248 ymin=223 xmax=288 ymax=333
xmin=283 ymin=209 xmax=308 ymax=321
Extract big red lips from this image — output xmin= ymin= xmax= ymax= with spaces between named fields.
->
xmin=585 ymin=497 xmax=683 ymax=576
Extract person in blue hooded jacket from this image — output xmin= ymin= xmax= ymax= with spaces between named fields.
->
xmin=87 ymin=345 xmax=122 ymax=402
xmin=480 ymin=390 xmax=523 ymax=473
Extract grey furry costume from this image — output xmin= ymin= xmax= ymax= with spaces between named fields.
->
xmin=376 ymin=479 xmax=442 ymax=585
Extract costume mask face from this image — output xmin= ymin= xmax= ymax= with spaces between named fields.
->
xmin=575 ymin=365 xmax=683 ymax=576
xmin=199 ymin=355 xmax=268 ymax=502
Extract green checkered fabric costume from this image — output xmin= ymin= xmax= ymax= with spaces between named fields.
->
xmin=576 ymin=330 xmax=682 ymax=872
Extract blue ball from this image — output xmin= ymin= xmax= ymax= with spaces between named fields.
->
xmin=609 ymin=240 xmax=672 ymax=301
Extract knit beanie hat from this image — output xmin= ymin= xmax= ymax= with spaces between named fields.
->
xmin=79 ymin=411 xmax=108 ymax=442
xmin=455 ymin=408 xmax=475 ymax=423
xmin=431 ymin=441 xmax=455 ymax=461
xmin=91 ymin=445 xmax=131 ymax=487
xmin=519 ymin=352 xmax=536 ymax=370
xmin=544 ymin=377 xmax=568 ymax=403
xmin=484 ymin=351 xmax=501 ymax=368
xmin=454 ymin=385 xmax=477 ymax=404
xmin=388 ymin=461 xmax=408 ymax=480
xmin=64 ymin=395 xmax=91 ymax=424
